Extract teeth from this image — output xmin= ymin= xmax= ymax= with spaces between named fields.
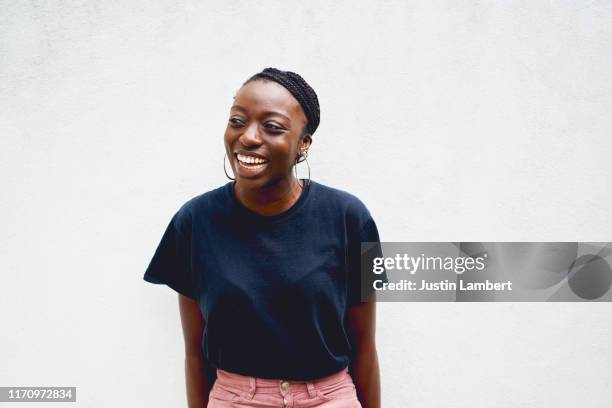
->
xmin=239 ymin=161 xmax=266 ymax=169
xmin=237 ymin=154 xmax=268 ymax=165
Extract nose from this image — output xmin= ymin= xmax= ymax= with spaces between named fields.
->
xmin=239 ymin=122 xmax=263 ymax=147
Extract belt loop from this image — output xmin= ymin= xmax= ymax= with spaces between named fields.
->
xmin=306 ymin=381 xmax=317 ymax=399
xmin=243 ymin=376 xmax=256 ymax=400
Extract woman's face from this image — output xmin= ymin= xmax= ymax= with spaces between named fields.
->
xmin=224 ymin=79 xmax=311 ymax=189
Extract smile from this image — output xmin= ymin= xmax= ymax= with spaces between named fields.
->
xmin=235 ymin=153 xmax=269 ymax=170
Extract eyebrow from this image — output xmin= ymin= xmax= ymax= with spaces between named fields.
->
xmin=231 ymin=105 xmax=291 ymax=123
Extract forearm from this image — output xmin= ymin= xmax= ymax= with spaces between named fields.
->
xmin=185 ymin=353 xmax=208 ymax=408
xmin=350 ymin=346 xmax=381 ymax=408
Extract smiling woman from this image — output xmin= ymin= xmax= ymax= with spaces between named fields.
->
xmin=225 ymin=71 xmax=314 ymax=212
xmin=144 ymin=68 xmax=386 ymax=408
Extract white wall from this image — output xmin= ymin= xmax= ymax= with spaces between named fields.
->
xmin=1 ymin=1 xmax=611 ymax=407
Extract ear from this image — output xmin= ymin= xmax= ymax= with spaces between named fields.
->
xmin=299 ymin=134 xmax=312 ymax=153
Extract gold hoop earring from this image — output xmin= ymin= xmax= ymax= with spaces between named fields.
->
xmin=294 ymin=154 xmax=311 ymax=186
xmin=304 ymin=156 xmax=311 ymax=185
xmin=223 ymin=153 xmax=235 ymax=180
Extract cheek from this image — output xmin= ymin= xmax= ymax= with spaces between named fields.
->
xmin=224 ymin=128 xmax=236 ymax=146
xmin=270 ymin=140 xmax=297 ymax=164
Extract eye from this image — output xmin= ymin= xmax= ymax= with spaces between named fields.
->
xmin=264 ymin=122 xmax=285 ymax=133
xmin=228 ymin=117 xmax=245 ymax=127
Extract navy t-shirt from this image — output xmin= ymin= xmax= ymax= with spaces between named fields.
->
xmin=143 ymin=179 xmax=386 ymax=381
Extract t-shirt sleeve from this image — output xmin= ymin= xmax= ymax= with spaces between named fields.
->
xmin=347 ymin=216 xmax=388 ymax=307
xmin=143 ymin=209 xmax=198 ymax=300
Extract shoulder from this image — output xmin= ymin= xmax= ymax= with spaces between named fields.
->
xmin=310 ymin=181 xmax=373 ymax=229
xmin=171 ymin=183 xmax=230 ymax=229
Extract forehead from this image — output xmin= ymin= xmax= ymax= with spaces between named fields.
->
xmin=232 ymin=80 xmax=305 ymax=122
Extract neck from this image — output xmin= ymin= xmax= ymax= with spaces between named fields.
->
xmin=234 ymin=175 xmax=304 ymax=216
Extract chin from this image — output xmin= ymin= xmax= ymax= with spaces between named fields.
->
xmin=238 ymin=175 xmax=289 ymax=190
xmin=236 ymin=175 xmax=267 ymax=188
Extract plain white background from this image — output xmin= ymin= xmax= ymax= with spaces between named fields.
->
xmin=1 ymin=1 xmax=612 ymax=407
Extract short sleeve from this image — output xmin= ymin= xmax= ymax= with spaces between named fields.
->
xmin=143 ymin=210 xmax=198 ymax=300
xmin=347 ymin=216 xmax=388 ymax=307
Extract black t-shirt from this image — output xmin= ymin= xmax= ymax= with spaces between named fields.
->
xmin=143 ymin=179 xmax=386 ymax=380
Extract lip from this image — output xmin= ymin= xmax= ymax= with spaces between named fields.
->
xmin=233 ymin=151 xmax=269 ymax=178
xmin=235 ymin=152 xmax=268 ymax=163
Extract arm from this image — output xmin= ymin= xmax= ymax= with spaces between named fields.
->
xmin=178 ymin=294 xmax=209 ymax=408
xmin=347 ymin=295 xmax=381 ymax=408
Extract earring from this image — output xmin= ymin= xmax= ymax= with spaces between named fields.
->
xmin=304 ymin=155 xmax=311 ymax=185
xmin=294 ymin=151 xmax=311 ymax=186
xmin=223 ymin=153 xmax=235 ymax=180
xmin=296 ymin=149 xmax=308 ymax=163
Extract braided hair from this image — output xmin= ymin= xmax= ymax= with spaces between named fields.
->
xmin=243 ymin=68 xmax=320 ymax=138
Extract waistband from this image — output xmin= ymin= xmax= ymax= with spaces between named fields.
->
xmin=214 ymin=366 xmax=351 ymax=398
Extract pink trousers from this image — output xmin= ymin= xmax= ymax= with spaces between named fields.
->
xmin=207 ymin=367 xmax=362 ymax=408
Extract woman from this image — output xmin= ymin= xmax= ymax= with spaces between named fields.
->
xmin=144 ymin=68 xmax=385 ymax=408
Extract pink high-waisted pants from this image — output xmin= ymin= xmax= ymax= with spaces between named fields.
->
xmin=207 ymin=367 xmax=362 ymax=408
